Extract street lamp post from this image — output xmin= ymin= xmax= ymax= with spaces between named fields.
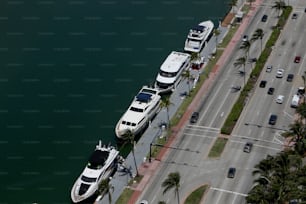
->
xmin=149 ymin=143 xmax=152 ymax=163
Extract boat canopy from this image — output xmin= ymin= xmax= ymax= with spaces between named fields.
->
xmin=136 ymin=92 xmax=152 ymax=103
xmin=88 ymin=150 xmax=109 ymax=169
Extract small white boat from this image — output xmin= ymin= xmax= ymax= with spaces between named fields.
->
xmin=70 ymin=141 xmax=119 ymax=203
xmin=184 ymin=20 xmax=214 ymax=53
xmin=155 ymin=51 xmax=191 ymax=93
xmin=115 ymin=86 xmax=161 ymax=138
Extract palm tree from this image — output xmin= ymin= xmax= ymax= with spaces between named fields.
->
xmin=251 ymin=28 xmax=264 ymax=51
xmin=234 ymin=57 xmax=247 ymax=85
xmin=239 ymin=40 xmax=251 ymax=58
xmin=190 ymin=52 xmax=199 ymax=62
xmin=121 ymin=130 xmax=139 ymax=176
xmin=162 ymin=172 xmax=181 ymax=204
xmin=98 ymin=178 xmax=114 ymax=204
xmin=282 ymin=121 xmax=306 ymax=155
xmin=160 ymin=96 xmax=173 ymax=127
xmin=181 ymin=69 xmax=192 ymax=95
xmin=296 ymin=102 xmax=306 ymax=120
xmin=272 ymin=0 xmax=286 ymax=17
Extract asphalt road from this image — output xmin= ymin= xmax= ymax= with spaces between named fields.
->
xmin=137 ymin=1 xmax=306 ymax=204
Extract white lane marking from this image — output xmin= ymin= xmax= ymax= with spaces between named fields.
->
xmin=210 ymin=187 xmax=248 ymax=197
xmin=209 ymin=89 xmax=232 ymax=126
xmin=259 ymin=131 xmax=265 ymax=138
xmin=152 ymin=194 xmax=157 ymax=203
xmin=186 ymin=125 xmax=220 ymax=131
xmin=231 ymin=194 xmax=238 ymax=204
xmin=215 ymin=190 xmax=223 ymax=204
xmin=283 ymin=111 xmax=293 ymax=119
xmin=273 ymin=135 xmax=284 ymax=145
xmin=184 ymin=133 xmax=217 ymax=139
xmin=199 ymin=79 xmax=225 ymax=122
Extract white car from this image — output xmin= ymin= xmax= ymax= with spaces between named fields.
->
xmin=276 ymin=95 xmax=284 ymax=104
xmin=266 ymin=65 xmax=272 ymax=72
xmin=276 ymin=69 xmax=284 ymax=78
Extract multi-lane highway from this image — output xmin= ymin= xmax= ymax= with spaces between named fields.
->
xmin=136 ymin=1 xmax=306 ymax=204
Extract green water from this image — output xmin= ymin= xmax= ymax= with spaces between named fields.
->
xmin=0 ymin=0 xmax=229 ymax=203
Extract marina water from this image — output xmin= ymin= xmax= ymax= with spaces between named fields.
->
xmin=0 ymin=0 xmax=229 ymax=203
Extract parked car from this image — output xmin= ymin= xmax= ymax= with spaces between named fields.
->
xmin=243 ymin=142 xmax=253 ymax=153
xmin=287 ymin=74 xmax=294 ymax=82
xmin=276 ymin=69 xmax=284 ymax=78
xmin=266 ymin=65 xmax=272 ymax=72
xmin=190 ymin=112 xmax=199 ymax=123
xmin=294 ymin=56 xmax=301 ymax=63
xmin=227 ymin=167 xmax=236 ymax=178
xmin=297 ymin=87 xmax=305 ymax=95
xmin=259 ymin=80 xmax=267 ymax=88
xmin=268 ymin=87 xmax=275 ymax=95
xmin=261 ymin=14 xmax=268 ymax=22
xmin=269 ymin=114 xmax=278 ymax=125
xmin=276 ymin=95 xmax=284 ymax=104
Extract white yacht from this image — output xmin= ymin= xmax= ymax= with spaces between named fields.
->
xmin=115 ymin=86 xmax=161 ymax=139
xmin=184 ymin=20 xmax=214 ymax=53
xmin=71 ymin=141 xmax=119 ymax=203
xmin=155 ymin=51 xmax=191 ymax=93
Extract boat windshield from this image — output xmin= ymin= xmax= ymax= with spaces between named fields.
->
xmin=130 ymin=107 xmax=144 ymax=112
xmin=122 ymin=121 xmax=136 ymax=127
xmin=159 ymin=70 xmax=177 ymax=78
xmin=81 ymin=175 xmax=96 ymax=183
xmin=87 ymin=150 xmax=109 ymax=169
xmin=142 ymin=88 xmax=157 ymax=95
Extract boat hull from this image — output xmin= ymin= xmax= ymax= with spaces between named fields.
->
xmin=70 ymin=142 xmax=119 ymax=203
xmin=115 ymin=102 xmax=160 ymax=139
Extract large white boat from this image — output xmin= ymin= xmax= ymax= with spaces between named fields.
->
xmin=184 ymin=20 xmax=214 ymax=53
xmin=115 ymin=86 xmax=161 ymax=139
xmin=155 ymin=51 xmax=191 ymax=93
xmin=71 ymin=141 xmax=119 ymax=203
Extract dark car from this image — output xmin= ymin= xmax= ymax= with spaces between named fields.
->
xmin=261 ymin=14 xmax=268 ymax=22
xmin=268 ymin=87 xmax=275 ymax=95
xmin=248 ymin=58 xmax=257 ymax=63
xmin=243 ymin=142 xmax=253 ymax=153
xmin=292 ymin=13 xmax=298 ymax=19
xmin=190 ymin=112 xmax=199 ymax=123
xmin=259 ymin=80 xmax=267 ymax=88
xmin=287 ymin=74 xmax=294 ymax=82
xmin=294 ymin=56 xmax=301 ymax=63
xmin=269 ymin=114 xmax=278 ymax=125
xmin=227 ymin=167 xmax=236 ymax=178
xmin=298 ymin=87 xmax=305 ymax=95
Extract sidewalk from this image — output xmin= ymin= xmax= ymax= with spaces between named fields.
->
xmin=125 ymin=0 xmax=264 ymax=203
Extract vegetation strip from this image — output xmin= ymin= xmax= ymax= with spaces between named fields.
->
xmin=184 ymin=185 xmax=208 ymax=204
